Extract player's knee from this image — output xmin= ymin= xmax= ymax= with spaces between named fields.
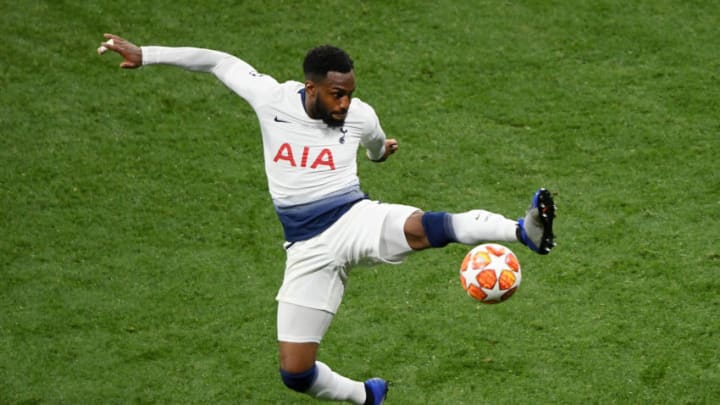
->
xmin=404 ymin=210 xmax=431 ymax=250
xmin=280 ymin=365 xmax=318 ymax=393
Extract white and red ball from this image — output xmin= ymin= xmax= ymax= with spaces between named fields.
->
xmin=459 ymin=243 xmax=521 ymax=304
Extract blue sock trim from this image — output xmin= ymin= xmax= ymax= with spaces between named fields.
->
xmin=421 ymin=211 xmax=457 ymax=248
xmin=280 ymin=364 xmax=318 ymax=393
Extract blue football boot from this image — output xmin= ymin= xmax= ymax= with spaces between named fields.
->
xmin=518 ymin=188 xmax=556 ymax=255
xmin=364 ymin=378 xmax=388 ymax=405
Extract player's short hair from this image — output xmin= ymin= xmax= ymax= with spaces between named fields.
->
xmin=303 ymin=45 xmax=354 ymax=81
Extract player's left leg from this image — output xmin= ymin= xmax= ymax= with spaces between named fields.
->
xmin=403 ymin=209 xmax=518 ymax=249
xmin=402 ymin=188 xmax=556 ymax=254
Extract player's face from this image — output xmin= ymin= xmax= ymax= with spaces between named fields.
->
xmin=307 ymin=71 xmax=355 ymax=127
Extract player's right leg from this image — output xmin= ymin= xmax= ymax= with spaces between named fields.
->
xmin=276 ymin=220 xmax=393 ymax=404
xmin=277 ymin=302 xmax=387 ymax=404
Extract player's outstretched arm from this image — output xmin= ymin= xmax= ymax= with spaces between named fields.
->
xmin=97 ymin=33 xmax=235 ymax=74
xmin=98 ymin=33 xmax=142 ymax=69
xmin=97 ymin=33 xmax=275 ymax=106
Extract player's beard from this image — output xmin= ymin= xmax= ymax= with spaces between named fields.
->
xmin=314 ymin=97 xmax=346 ymax=128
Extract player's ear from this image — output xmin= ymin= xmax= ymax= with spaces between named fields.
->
xmin=305 ymin=80 xmax=317 ymax=96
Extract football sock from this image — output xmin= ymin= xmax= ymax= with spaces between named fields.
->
xmin=307 ymin=361 xmax=366 ymax=404
xmin=450 ymin=210 xmax=518 ymax=245
xmin=280 ymin=365 xmax=318 ymax=392
xmin=421 ymin=211 xmax=457 ymax=247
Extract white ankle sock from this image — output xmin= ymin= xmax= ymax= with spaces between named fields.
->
xmin=450 ymin=210 xmax=518 ymax=245
xmin=307 ymin=361 xmax=366 ymax=404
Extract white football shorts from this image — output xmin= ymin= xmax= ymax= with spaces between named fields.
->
xmin=275 ymin=199 xmax=419 ymax=315
xmin=277 ymin=301 xmax=334 ymax=343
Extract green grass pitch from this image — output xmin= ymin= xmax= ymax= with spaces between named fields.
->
xmin=2 ymin=0 xmax=719 ymax=403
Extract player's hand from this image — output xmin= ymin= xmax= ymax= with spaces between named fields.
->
xmin=382 ymin=138 xmax=399 ymax=160
xmin=98 ymin=33 xmax=142 ymax=69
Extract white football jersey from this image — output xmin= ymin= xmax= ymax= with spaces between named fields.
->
xmin=142 ymin=46 xmax=387 ymax=241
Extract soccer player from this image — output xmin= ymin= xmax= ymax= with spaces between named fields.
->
xmin=99 ymin=33 xmax=556 ymax=405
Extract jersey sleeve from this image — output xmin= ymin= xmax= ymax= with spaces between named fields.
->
xmin=360 ymin=103 xmax=387 ymax=161
xmin=141 ymin=46 xmax=278 ymax=107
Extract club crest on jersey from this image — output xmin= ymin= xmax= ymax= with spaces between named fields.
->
xmin=339 ymin=128 xmax=347 ymax=144
xmin=273 ymin=143 xmax=335 ymax=170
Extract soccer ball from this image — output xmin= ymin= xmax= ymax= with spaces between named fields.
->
xmin=459 ymin=243 xmax=521 ymax=303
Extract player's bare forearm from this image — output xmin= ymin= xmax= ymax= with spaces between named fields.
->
xmin=98 ymin=33 xmax=142 ymax=69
